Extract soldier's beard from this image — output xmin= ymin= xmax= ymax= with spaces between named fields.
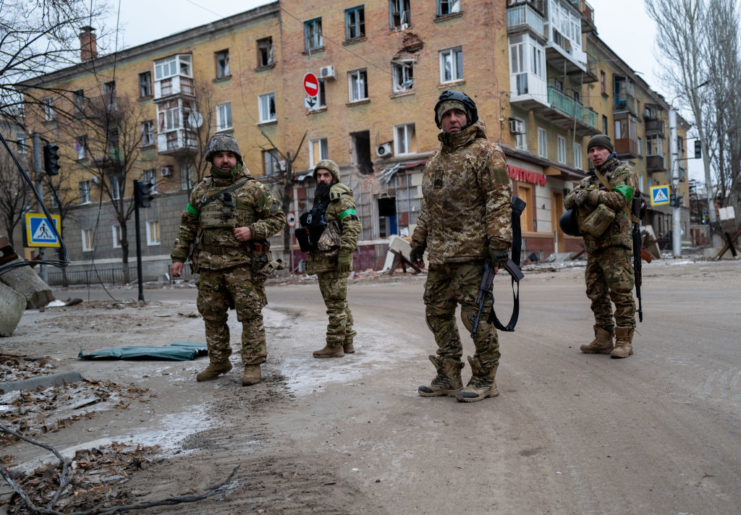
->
xmin=314 ymin=182 xmax=331 ymax=201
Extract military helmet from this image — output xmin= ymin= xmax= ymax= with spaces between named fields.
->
xmin=205 ymin=133 xmax=243 ymax=164
xmin=434 ymin=90 xmax=479 ymax=129
xmin=559 ymin=208 xmax=581 ymax=237
xmin=313 ymin=159 xmax=340 ymax=183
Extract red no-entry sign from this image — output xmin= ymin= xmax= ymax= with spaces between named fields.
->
xmin=303 ymin=72 xmax=319 ymax=97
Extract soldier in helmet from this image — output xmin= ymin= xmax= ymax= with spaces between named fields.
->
xmin=171 ymin=134 xmax=285 ymax=385
xmin=410 ymin=90 xmax=512 ymax=403
xmin=565 ymin=134 xmax=638 ymax=358
xmin=301 ymin=159 xmax=361 ymax=358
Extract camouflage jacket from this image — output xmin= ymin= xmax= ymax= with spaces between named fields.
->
xmin=410 ymin=121 xmax=512 ymax=265
xmin=171 ymin=171 xmax=285 ymax=270
xmin=564 ymin=156 xmax=637 ymax=253
xmin=306 ymin=183 xmax=361 ymax=274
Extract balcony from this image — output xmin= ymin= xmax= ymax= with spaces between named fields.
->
xmin=509 ymin=71 xmax=549 ymax=110
xmin=646 ymin=155 xmax=665 ymax=173
xmin=615 ymin=137 xmax=638 ymax=157
xmin=536 ymin=86 xmax=601 ymax=137
xmin=154 ymin=76 xmax=195 ymax=101
xmin=581 ymin=1 xmax=596 ymax=33
xmin=157 ymin=129 xmax=198 ymax=156
xmin=507 ymin=3 xmax=545 ymax=40
xmin=645 ymin=119 xmax=665 ymax=136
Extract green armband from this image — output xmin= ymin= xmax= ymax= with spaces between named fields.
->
xmin=186 ymin=203 xmax=199 ymax=216
xmin=339 ymin=208 xmax=357 ymax=221
xmin=614 ymin=185 xmax=634 ymax=204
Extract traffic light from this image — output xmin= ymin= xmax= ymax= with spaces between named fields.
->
xmin=134 ymin=180 xmax=153 ymax=208
xmin=43 ymin=143 xmax=60 ymax=175
xmin=694 ymin=140 xmax=702 ymax=159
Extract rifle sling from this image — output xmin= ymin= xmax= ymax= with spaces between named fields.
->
xmin=490 ymin=196 xmax=526 ymax=332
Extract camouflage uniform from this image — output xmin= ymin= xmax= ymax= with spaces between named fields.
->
xmin=411 ymin=119 xmax=512 ymax=396
xmin=305 ymin=160 xmax=361 ymax=354
xmin=564 ymin=156 xmax=638 ymax=332
xmin=171 ymin=159 xmax=284 ymax=371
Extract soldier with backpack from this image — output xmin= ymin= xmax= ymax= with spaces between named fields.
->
xmin=410 ymin=91 xmax=513 ymax=403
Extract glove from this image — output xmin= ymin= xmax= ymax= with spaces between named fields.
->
xmin=572 ymin=190 xmax=588 ymax=207
xmin=337 ymin=251 xmax=352 ymax=274
xmin=489 ymin=244 xmax=510 ymax=269
xmin=586 ymin=189 xmax=601 ymax=206
xmin=410 ymin=245 xmax=425 ymax=264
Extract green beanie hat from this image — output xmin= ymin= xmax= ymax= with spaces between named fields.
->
xmin=587 ymin=134 xmax=614 ymax=153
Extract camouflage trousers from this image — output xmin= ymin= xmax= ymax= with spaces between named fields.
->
xmin=317 ymin=270 xmax=355 ymax=348
xmin=585 ymin=245 xmax=636 ymax=330
xmin=196 ymin=264 xmax=268 ymax=366
xmin=423 ymin=261 xmax=500 ymax=370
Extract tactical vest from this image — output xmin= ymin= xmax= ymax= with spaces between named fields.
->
xmin=199 ymin=178 xmax=252 ymax=249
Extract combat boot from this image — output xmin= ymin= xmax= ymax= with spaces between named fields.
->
xmin=241 ymin=365 xmax=261 ymax=386
xmin=418 ymin=355 xmax=463 ymax=397
xmin=455 ymin=356 xmax=499 ymax=403
xmin=313 ymin=344 xmax=344 ymax=358
xmin=580 ymin=325 xmax=614 ymax=354
xmin=196 ymin=361 xmax=232 ymax=382
xmin=611 ymin=326 xmax=634 ymax=359
xmin=343 ymin=341 xmax=355 ymax=354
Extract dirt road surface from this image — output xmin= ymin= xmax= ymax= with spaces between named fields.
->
xmin=1 ymin=259 xmax=739 ymax=514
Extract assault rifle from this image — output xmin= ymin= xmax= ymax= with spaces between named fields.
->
xmin=632 ymin=222 xmax=643 ymax=322
xmin=469 ymin=257 xmax=524 ymax=338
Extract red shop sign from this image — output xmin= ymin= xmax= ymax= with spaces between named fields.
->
xmin=507 ymin=165 xmax=547 ymax=186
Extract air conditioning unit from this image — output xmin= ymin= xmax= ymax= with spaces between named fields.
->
xmin=376 ymin=142 xmax=393 ymax=158
xmin=90 ymin=176 xmax=100 ymax=184
xmin=509 ymin=118 xmax=525 ymax=135
xmin=319 ymin=65 xmax=336 ymax=79
xmin=161 ymin=166 xmax=173 ymax=177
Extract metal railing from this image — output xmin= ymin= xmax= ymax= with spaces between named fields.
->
xmin=547 ymin=86 xmax=599 ymax=130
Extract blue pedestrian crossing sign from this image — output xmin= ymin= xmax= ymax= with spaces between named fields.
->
xmin=25 ymin=213 xmax=61 ymax=248
xmin=650 ymin=185 xmax=670 ymax=206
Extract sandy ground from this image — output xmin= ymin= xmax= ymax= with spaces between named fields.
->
xmin=1 ymin=258 xmax=740 ymax=513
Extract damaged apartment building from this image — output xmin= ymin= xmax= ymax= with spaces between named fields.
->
xmin=19 ymin=0 xmax=689 ymax=282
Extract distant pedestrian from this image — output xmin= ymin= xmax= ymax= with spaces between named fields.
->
xmin=410 ymin=90 xmax=512 ymax=402
xmin=171 ymin=134 xmax=285 ymax=385
xmin=564 ymin=134 xmax=638 ymax=358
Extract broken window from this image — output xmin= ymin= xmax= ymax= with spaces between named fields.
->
xmin=139 ymin=72 xmax=152 ymax=97
xmin=346 ymin=6 xmax=365 ymax=40
xmin=215 ymin=49 xmax=230 ymax=79
xmin=304 ymin=18 xmax=323 ymax=51
xmin=263 ymin=149 xmax=281 ymax=176
xmin=309 ymin=138 xmax=328 ymax=168
xmin=392 ymin=60 xmax=414 ymax=93
xmin=257 ymin=37 xmax=274 ymax=67
xmin=216 ymin=102 xmax=233 ymax=130
xmin=439 ymin=47 xmax=463 ymax=83
xmin=389 ymin=0 xmax=411 ymax=29
xmin=348 ymin=69 xmax=368 ymax=102
xmin=258 ymin=93 xmax=276 ymax=123
xmin=437 ymin=0 xmax=460 ymax=16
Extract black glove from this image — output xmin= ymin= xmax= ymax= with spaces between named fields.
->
xmin=489 ymin=244 xmax=510 ymax=269
xmin=410 ymin=245 xmax=425 ymax=264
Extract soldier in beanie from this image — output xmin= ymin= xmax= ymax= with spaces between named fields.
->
xmin=410 ymin=90 xmax=512 ymax=402
xmin=565 ymin=134 xmax=638 ymax=358
xmin=171 ymin=134 xmax=285 ymax=385
xmin=302 ymin=159 xmax=361 ymax=358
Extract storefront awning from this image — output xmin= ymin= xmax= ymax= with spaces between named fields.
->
xmin=378 ymin=159 xmax=428 ymax=183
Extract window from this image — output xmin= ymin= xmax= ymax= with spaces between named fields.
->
xmin=309 ymin=138 xmax=328 ymax=168
xmin=110 ymin=175 xmax=122 ymax=200
xmin=16 ymin=133 xmax=27 ymax=154
xmin=389 ymin=0 xmax=411 ymax=29
xmin=141 ymin=121 xmax=154 ymax=146
xmin=144 ymin=169 xmax=157 ymax=194
xmin=348 ymin=69 xmax=368 ymax=102
xmin=557 ymin=135 xmax=566 ymax=163
xmin=304 ymin=18 xmax=323 ymax=51
xmin=79 ymin=181 xmax=91 ymax=204
xmin=154 ymin=55 xmax=192 ymax=80
xmin=437 ymin=0 xmax=460 ymax=16
xmin=135 ymin=73 xmax=150 ymax=99
xmin=73 ymin=89 xmax=85 ymax=114
xmin=394 ymin=123 xmax=415 ymax=155
xmin=512 ymin=121 xmax=526 ymax=151
xmin=257 ymin=37 xmax=273 ymax=67
xmin=75 ymin=135 xmax=87 ymax=160
xmin=263 ymin=149 xmax=281 ymax=176
xmin=112 ymin=225 xmax=122 ymax=249
xmin=574 ymin=142 xmax=582 ymax=169
xmin=602 ymin=115 xmax=608 ymax=135
xmin=81 ymin=228 xmax=94 ymax=252
xmin=216 ymin=102 xmax=232 ymax=130
xmin=43 ymin=97 xmax=55 ymax=121
xmin=215 ymin=50 xmax=230 ymax=79
xmin=346 ymin=6 xmax=365 ymax=40
xmin=146 ymin=221 xmax=160 ymax=245
xmin=600 ymin=70 xmax=606 ymax=94
xmin=158 ymin=99 xmax=180 ymax=131
xmin=637 ymin=137 xmax=642 ymax=156
xmin=181 ymin=161 xmax=195 ymax=191
xmin=258 ymin=93 xmax=276 ymax=123
xmin=439 ymin=47 xmax=463 ymax=83
xmin=104 ymin=81 xmax=116 ymax=110
xmin=537 ymin=127 xmax=547 ymax=158
xmin=392 ymin=60 xmax=414 ymax=93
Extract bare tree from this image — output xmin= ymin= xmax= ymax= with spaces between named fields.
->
xmin=645 ymin=0 xmax=718 ymax=223
xmin=38 ymin=168 xmax=78 ymax=285
xmin=1 ymin=0 xmax=109 ymax=120
xmin=0 ymin=133 xmax=32 ymax=246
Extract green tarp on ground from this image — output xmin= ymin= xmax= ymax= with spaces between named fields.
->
xmin=78 ymin=342 xmax=208 ymax=361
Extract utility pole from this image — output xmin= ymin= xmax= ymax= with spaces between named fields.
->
xmin=669 ymin=109 xmax=681 ymax=257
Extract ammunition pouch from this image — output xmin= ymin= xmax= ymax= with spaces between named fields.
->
xmin=317 ymin=220 xmax=341 ymax=257
xmin=298 ymin=205 xmax=329 ymax=252
xmin=579 ymin=203 xmax=615 ymax=238
xmin=251 ymin=240 xmax=278 ymax=279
